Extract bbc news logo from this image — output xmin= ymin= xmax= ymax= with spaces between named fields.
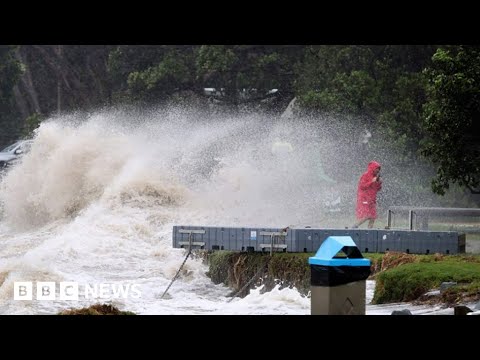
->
xmin=14 ymin=282 xmax=142 ymax=301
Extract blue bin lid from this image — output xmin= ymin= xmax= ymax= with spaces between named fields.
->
xmin=308 ymin=236 xmax=371 ymax=267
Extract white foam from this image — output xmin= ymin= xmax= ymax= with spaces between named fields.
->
xmin=0 ymin=108 xmax=459 ymax=315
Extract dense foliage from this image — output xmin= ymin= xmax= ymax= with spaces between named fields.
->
xmin=1 ymin=44 xmax=479 ymax=201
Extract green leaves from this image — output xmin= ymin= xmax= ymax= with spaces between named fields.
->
xmin=107 ymin=45 xmax=302 ymax=107
xmin=1 ymin=44 xmax=478 ymax=200
xmin=0 ymin=45 xmax=24 ymax=146
xmin=421 ymin=46 xmax=480 ymax=195
xmin=127 ymin=51 xmax=193 ymax=100
xmin=0 ymin=45 xmax=23 ymax=106
xmin=196 ymin=45 xmax=237 ymax=74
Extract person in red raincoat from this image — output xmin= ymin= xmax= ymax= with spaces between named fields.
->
xmin=352 ymin=161 xmax=382 ymax=229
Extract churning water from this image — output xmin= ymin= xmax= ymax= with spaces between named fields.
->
xmin=0 ymin=107 xmax=458 ymax=314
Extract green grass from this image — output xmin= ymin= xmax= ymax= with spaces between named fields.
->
xmin=205 ymin=250 xmax=480 ymax=305
xmin=441 ymin=280 xmax=480 ymax=303
xmin=373 ymin=255 xmax=480 ymax=304
xmin=205 ymin=251 xmax=372 ymax=296
xmin=206 ymin=251 xmax=313 ymax=295
xmin=363 ymin=253 xmax=384 ymax=262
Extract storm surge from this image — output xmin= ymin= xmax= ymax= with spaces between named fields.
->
xmin=0 ymin=107 xmax=448 ymax=314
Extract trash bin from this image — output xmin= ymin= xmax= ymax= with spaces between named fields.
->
xmin=308 ymin=236 xmax=371 ymax=315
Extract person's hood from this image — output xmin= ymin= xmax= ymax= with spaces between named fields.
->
xmin=367 ymin=161 xmax=381 ymax=173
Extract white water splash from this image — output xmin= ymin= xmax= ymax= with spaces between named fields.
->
xmin=0 ymin=107 xmax=460 ymax=315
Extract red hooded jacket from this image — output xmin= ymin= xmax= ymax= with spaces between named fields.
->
xmin=356 ymin=161 xmax=382 ymax=219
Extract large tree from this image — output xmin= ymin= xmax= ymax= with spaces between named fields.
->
xmin=0 ymin=45 xmax=24 ymax=146
xmin=294 ymin=45 xmax=440 ymax=206
xmin=422 ymin=45 xmax=480 ymax=195
xmin=13 ymin=45 xmax=113 ymax=117
xmin=295 ymin=45 xmax=438 ymax=164
xmin=196 ymin=45 xmax=302 ymax=110
xmin=107 ymin=45 xmax=199 ymax=104
xmin=107 ymin=45 xmax=302 ymax=112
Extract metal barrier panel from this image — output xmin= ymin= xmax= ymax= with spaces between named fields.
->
xmin=295 ymin=229 xmax=309 ymax=253
xmin=213 ymin=227 xmax=227 ymax=250
xmin=377 ymin=230 xmax=415 ymax=253
xmin=258 ymin=227 xmax=287 ymax=253
xmin=412 ymin=231 xmax=462 ymax=255
xmin=376 ymin=230 xmax=392 ymax=252
xmin=310 ymin=230 xmax=323 ymax=253
xmin=416 ymin=231 xmax=437 ymax=254
xmin=315 ymin=229 xmax=338 ymax=251
xmin=244 ymin=228 xmax=257 ymax=251
xmin=405 ymin=230 xmax=417 ymax=253
xmin=289 ymin=228 xmax=329 ymax=253
xmin=172 ymin=225 xmax=179 ymax=247
xmin=457 ymin=233 xmax=466 ymax=254
xmin=330 ymin=229 xmax=377 ymax=254
xmin=172 ymin=226 xmax=464 ymax=254
xmin=235 ymin=228 xmax=247 ymax=251
xmin=173 ymin=225 xmax=208 ymax=250
xmin=283 ymin=228 xmax=296 ymax=252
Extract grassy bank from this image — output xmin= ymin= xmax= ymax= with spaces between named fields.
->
xmin=204 ymin=251 xmax=480 ymax=305
xmin=206 ymin=251 xmax=312 ymax=296
xmin=372 ymin=254 xmax=480 ymax=304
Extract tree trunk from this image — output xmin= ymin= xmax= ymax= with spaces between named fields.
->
xmin=56 ymin=45 xmax=62 ymax=114
xmin=12 ymin=84 xmax=29 ymax=120
xmin=14 ymin=46 xmax=41 ymax=115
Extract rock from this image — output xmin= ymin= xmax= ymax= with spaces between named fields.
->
xmin=423 ymin=290 xmax=441 ymax=297
xmin=391 ymin=309 xmax=412 ymax=315
xmin=440 ymin=281 xmax=457 ymax=293
xmin=454 ymin=305 xmax=473 ymax=316
xmin=474 ymin=301 xmax=480 ymax=311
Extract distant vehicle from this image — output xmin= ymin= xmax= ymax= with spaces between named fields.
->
xmin=0 ymin=140 xmax=33 ymax=169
